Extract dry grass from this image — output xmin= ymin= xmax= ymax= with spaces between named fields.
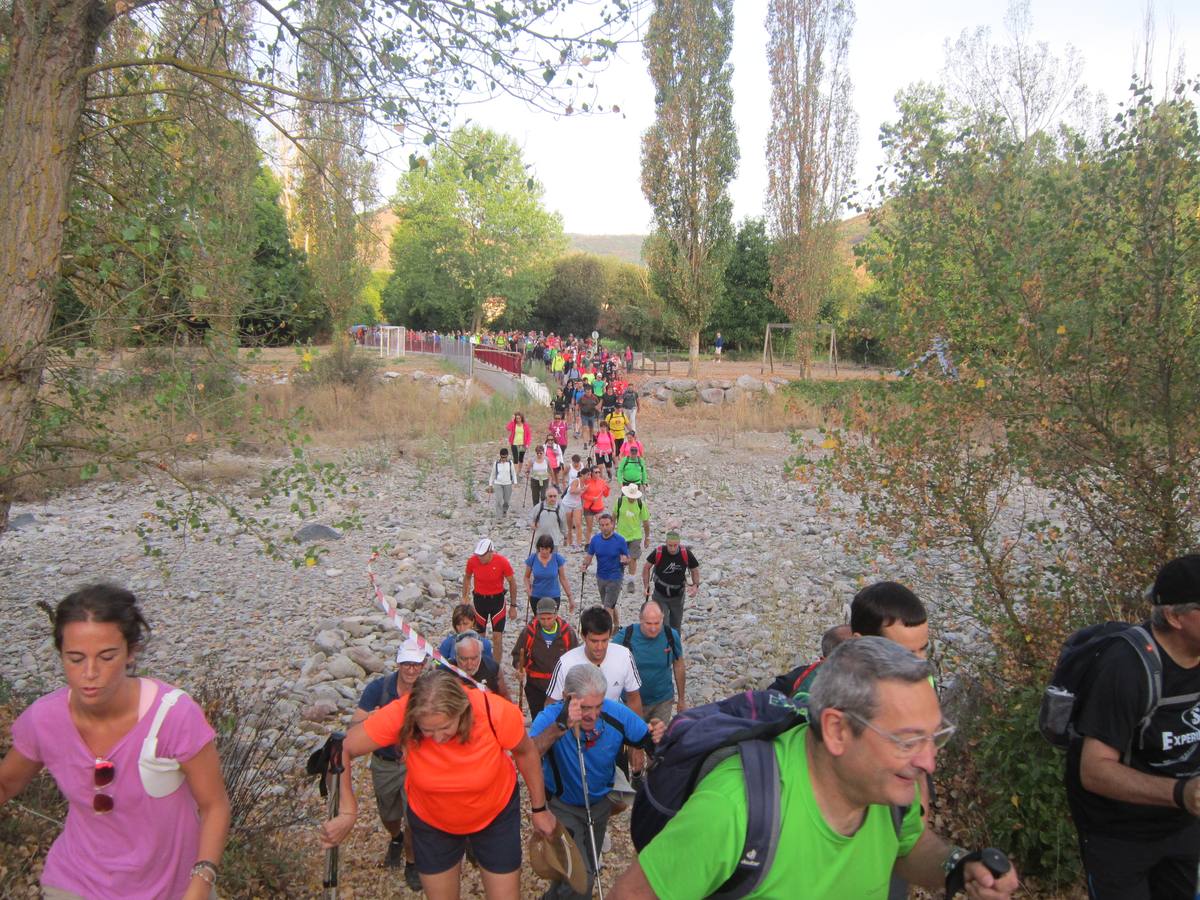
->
xmin=642 ymin=391 xmax=828 ymax=447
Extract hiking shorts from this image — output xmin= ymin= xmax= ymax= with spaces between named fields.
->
xmin=581 ymin=414 xmax=596 ymax=428
xmin=595 ymin=453 xmax=612 ymax=468
xmin=626 ymin=539 xmax=643 ymax=563
xmin=596 ymin=577 xmax=622 ymax=609
xmin=408 ymin=785 xmax=521 ymax=875
xmin=370 ymin=754 xmax=408 ymax=823
xmin=473 ymin=592 xmax=508 ymax=633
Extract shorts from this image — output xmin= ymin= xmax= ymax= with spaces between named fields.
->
xmin=370 ymin=754 xmax=408 ymax=822
xmin=595 ymin=453 xmax=612 ymax=467
xmin=596 ymin=577 xmax=622 ymax=609
xmin=584 ymin=507 xmax=603 ymax=518
xmin=1077 ymin=824 xmax=1200 ymax=900
xmin=408 ymin=784 xmax=522 ymax=875
xmin=626 ymin=539 xmax=643 ymax=562
xmin=473 ymin=592 xmax=508 ymax=632
xmin=581 ymin=415 xmax=596 ymax=428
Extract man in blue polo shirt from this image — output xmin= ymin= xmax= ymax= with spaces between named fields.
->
xmin=616 ymin=599 xmax=686 ymax=724
xmin=531 ymin=663 xmax=666 ymax=900
xmin=584 ymin=512 xmax=630 ymax=627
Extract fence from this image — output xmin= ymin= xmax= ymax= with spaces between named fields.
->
xmin=472 ymin=346 xmax=523 ymax=377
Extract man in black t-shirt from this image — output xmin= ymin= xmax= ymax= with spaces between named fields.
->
xmin=641 ymin=529 xmax=700 ymax=633
xmin=1066 ymin=554 xmax=1200 ymax=899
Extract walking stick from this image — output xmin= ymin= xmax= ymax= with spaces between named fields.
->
xmin=573 ymin=726 xmax=606 ymax=900
xmin=306 ymin=731 xmax=346 ymax=899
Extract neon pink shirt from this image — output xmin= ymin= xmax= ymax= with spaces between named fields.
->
xmin=12 ymin=679 xmax=216 ymax=899
xmin=593 ymin=432 xmax=614 ymax=455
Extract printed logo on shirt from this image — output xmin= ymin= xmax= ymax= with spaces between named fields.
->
xmin=1160 ymin=701 xmax=1200 ymax=753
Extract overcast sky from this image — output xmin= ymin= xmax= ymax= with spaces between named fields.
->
xmin=379 ymin=0 xmax=1199 ymax=234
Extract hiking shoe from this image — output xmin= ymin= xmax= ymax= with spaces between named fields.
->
xmin=404 ymin=861 xmax=422 ymax=891
xmin=384 ymin=836 xmax=405 ymax=868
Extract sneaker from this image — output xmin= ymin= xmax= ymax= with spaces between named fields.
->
xmin=404 ymin=861 xmax=422 ymax=891
xmin=384 ymin=836 xmax=405 ymax=868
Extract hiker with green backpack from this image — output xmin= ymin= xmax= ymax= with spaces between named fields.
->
xmin=1041 ymin=553 xmax=1200 ymax=899
xmin=612 ymin=638 xmax=1020 ymax=900
xmin=614 ymin=483 xmax=651 ymax=595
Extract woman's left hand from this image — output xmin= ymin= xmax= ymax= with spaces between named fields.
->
xmin=318 ymin=811 xmax=357 ymax=849
xmin=532 ymin=808 xmax=558 ymax=838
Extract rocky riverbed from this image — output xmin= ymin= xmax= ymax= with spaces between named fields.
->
xmin=3 ymin=397 xmax=1007 ymax=896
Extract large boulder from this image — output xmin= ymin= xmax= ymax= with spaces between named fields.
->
xmin=654 ymin=387 xmax=671 ymax=402
xmin=700 ymin=387 xmax=726 ymax=404
xmin=313 ymin=629 xmax=345 ymax=655
xmin=735 ymin=374 xmax=764 ymax=392
xmin=665 ymin=378 xmax=699 ymax=392
xmin=344 ymin=645 xmax=387 ymax=675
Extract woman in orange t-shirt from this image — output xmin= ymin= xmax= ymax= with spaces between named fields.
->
xmin=320 ymin=670 xmax=555 ymax=899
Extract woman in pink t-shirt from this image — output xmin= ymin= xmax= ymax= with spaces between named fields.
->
xmin=0 ymin=584 xmax=230 ymax=900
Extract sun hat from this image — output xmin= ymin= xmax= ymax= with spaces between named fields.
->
xmin=621 ymin=484 xmax=643 ymax=500
xmin=536 ymin=598 xmax=558 ymax=615
xmin=474 ymin=537 xmax=494 ymax=556
xmin=396 ymin=634 xmax=426 ymax=664
xmin=528 ymin=822 xmax=589 ymax=894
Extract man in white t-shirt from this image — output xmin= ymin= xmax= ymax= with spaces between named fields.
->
xmin=547 ymin=605 xmax=643 ymax=718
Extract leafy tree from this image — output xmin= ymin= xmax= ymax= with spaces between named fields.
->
xmin=641 ymin=0 xmax=738 ymax=376
xmin=239 ymin=169 xmax=327 ymax=346
xmin=383 ymin=126 xmax=565 ymax=332
xmin=533 ymin=254 xmax=605 ymax=336
xmin=597 ymin=257 xmax=675 ymax=347
xmin=0 ymin=0 xmax=634 ymax=528
xmin=800 ymin=78 xmax=1200 ymax=883
xmin=765 ymin=0 xmax=857 ymax=377
xmin=708 ymin=218 xmax=786 ymax=351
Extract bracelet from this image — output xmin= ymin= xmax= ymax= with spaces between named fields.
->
xmin=530 ymin=804 xmax=548 ymax=813
xmin=190 ymin=861 xmax=219 ymax=885
xmin=1174 ymin=777 xmax=1189 ymax=810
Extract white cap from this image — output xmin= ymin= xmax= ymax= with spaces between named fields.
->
xmin=396 ymin=635 xmax=427 ymax=665
xmin=474 ymin=537 xmax=494 ymax=556
xmin=621 ymin=483 xmax=643 ymax=500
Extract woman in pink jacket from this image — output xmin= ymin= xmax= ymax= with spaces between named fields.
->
xmin=505 ymin=412 xmax=531 ymax=465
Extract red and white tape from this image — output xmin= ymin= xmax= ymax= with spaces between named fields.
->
xmin=367 ymin=552 xmax=488 ymax=691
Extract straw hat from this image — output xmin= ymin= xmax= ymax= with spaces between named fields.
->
xmin=528 ymin=821 xmax=589 ymax=894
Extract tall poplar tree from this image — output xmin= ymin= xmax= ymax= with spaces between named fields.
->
xmin=765 ymin=0 xmax=857 ymax=376
xmin=641 ymin=0 xmax=738 ymax=377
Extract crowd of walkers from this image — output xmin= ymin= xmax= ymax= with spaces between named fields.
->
xmin=1 ymin=341 xmax=1198 ymax=899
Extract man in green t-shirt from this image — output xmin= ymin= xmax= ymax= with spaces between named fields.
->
xmin=613 ymin=484 xmax=651 ymax=593
xmin=612 ymin=638 xmax=1021 ymax=900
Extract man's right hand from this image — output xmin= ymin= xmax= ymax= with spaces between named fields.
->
xmin=1182 ymin=776 xmax=1200 ymax=815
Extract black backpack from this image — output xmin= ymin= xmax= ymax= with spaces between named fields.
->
xmin=1038 ymin=622 xmax=1162 ymax=760
xmin=617 ymin=623 xmax=679 ymax=661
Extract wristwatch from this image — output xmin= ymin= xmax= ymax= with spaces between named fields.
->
xmin=190 ymin=860 xmax=219 ymax=886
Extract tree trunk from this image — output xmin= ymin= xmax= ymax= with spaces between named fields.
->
xmin=0 ymin=0 xmax=111 ymax=530
xmin=688 ymin=329 xmax=700 ymax=377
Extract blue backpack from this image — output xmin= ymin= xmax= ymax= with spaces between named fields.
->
xmin=630 ymin=690 xmax=804 ymax=898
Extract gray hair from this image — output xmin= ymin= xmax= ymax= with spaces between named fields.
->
xmin=563 ymin=663 xmax=607 ymax=699
xmin=1151 ymin=602 xmax=1200 ymax=629
xmin=808 ymin=637 xmax=933 ymax=741
xmin=454 ymin=633 xmax=483 ymax=655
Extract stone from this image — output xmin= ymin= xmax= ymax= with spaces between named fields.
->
xmin=59 ymin=563 xmax=82 ymax=576
xmin=724 ymin=386 xmax=744 ymax=403
xmin=425 ymin=580 xmax=447 ymax=599
xmin=735 ymin=374 xmax=763 ymax=391
xmin=314 ymin=629 xmax=344 ymax=655
xmin=665 ymin=378 xmax=698 ymax=392
xmin=294 ymin=523 xmax=343 ymax=543
xmin=654 ymin=387 xmax=671 ymax=402
xmin=324 ymin=568 xmax=343 ymax=578
xmin=344 ymin=645 xmax=387 ymax=674
xmin=394 ymin=584 xmax=422 ymax=606
xmin=8 ymin=513 xmax=35 ymax=530
xmin=699 ymin=387 xmax=725 ymax=404
xmin=301 ymin=701 xmax=339 ymax=722
xmin=326 ymin=653 xmax=366 ymax=680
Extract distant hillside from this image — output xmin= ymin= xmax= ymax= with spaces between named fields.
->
xmin=364 ymin=213 xmax=873 ymax=272
xmin=566 ymin=234 xmax=646 ymax=266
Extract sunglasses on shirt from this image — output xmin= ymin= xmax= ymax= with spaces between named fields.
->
xmin=94 ymin=758 xmax=115 ymax=813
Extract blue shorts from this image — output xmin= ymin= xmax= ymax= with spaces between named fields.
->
xmin=408 ymin=784 xmax=521 ymax=875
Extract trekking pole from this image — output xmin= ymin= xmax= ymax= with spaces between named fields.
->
xmin=573 ymin=726 xmax=606 ymax=900
xmin=322 ymin=732 xmax=346 ymax=899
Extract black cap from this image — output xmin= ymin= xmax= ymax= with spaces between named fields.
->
xmin=1150 ymin=554 xmax=1200 ymax=605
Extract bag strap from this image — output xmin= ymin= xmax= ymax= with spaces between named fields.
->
xmin=711 ymin=740 xmax=780 ymax=899
xmin=1118 ymin=626 xmax=1163 ymax=762
xmin=618 ymin=624 xmax=634 ymax=648
xmin=147 ymin=688 xmax=185 ymax=745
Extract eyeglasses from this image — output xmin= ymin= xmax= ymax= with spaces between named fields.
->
xmin=94 ymin=758 xmax=115 ymax=813
xmin=842 ymin=711 xmax=956 ymax=757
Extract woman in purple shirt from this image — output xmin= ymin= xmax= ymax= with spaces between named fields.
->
xmin=0 ymin=583 xmax=230 ymax=899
